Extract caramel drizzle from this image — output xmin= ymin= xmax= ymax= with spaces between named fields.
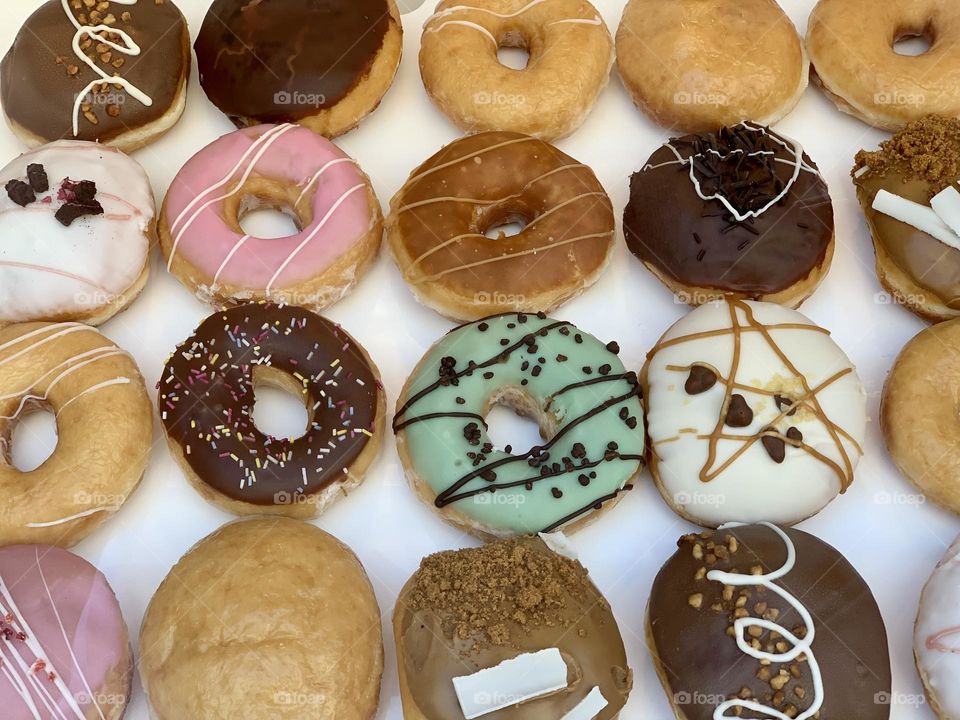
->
xmin=652 ymin=299 xmax=860 ymax=490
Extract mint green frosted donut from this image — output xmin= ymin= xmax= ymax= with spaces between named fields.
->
xmin=394 ymin=312 xmax=645 ymax=536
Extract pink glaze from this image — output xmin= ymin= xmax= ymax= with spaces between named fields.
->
xmin=0 ymin=545 xmax=130 ymax=719
xmin=165 ymin=124 xmax=375 ymax=290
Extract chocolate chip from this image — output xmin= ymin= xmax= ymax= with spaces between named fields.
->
xmin=599 ymin=364 xmax=611 ymax=376
xmin=5 ymin=179 xmax=35 ymax=206
xmin=504 ymin=445 xmax=512 ymax=453
xmin=619 ymin=407 xmax=629 ymax=420
xmin=762 ymin=432 xmax=786 ymax=463
xmin=477 ymin=322 xmax=489 ymax=332
xmin=551 ymin=487 xmax=562 ymax=499
xmin=483 ymin=372 xmax=494 ymax=380
xmin=685 ymin=366 xmax=717 ymax=395
xmin=480 ymin=469 xmax=497 ymax=482
xmin=786 ymin=427 xmax=803 ymax=443
xmin=626 ymin=417 xmax=638 ymax=429
xmin=518 ymin=313 xmax=528 ymax=323
xmin=556 ymin=354 xmax=567 ymax=362
xmin=606 ymin=341 xmax=620 ymax=354
xmin=578 ymin=474 xmax=590 ymax=486
xmin=54 ymin=199 xmax=103 ymax=226
xmin=26 ymin=164 xmax=48 ymax=193
xmin=725 ymin=394 xmax=753 ymax=427
xmin=499 ymin=338 xmax=509 ymax=346
xmin=74 ymin=180 xmax=97 ymax=203
xmin=571 ymin=442 xmax=586 ymax=459
xmin=455 ymin=397 xmax=465 ymax=405
xmin=582 ymin=366 xmax=593 ymax=375
xmin=531 ymin=366 xmax=541 ymax=377
xmin=574 ymin=334 xmax=583 ymax=344
xmin=775 ymin=394 xmax=797 ymax=416
xmin=536 ymin=311 xmax=546 ymax=319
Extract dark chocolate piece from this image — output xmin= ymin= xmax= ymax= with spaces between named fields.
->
xmin=5 ymin=179 xmax=35 ymax=206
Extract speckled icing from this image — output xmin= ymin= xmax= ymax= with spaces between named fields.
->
xmin=916 ymin=535 xmax=960 ymax=716
xmin=394 ymin=312 xmax=645 ymax=534
xmin=645 ymin=299 xmax=866 ymax=527
xmin=0 ymin=141 xmax=153 ymax=323
xmin=164 ymin=123 xmax=376 ymax=292
xmin=0 ymin=544 xmax=130 ymax=719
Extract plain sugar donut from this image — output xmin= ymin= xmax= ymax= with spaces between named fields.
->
xmin=808 ymin=0 xmax=960 ymax=129
xmin=420 ymin=0 xmax=614 ymax=139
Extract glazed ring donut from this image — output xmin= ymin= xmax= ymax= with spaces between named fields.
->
xmin=140 ymin=518 xmax=383 ymax=720
xmin=387 ymin=131 xmax=615 ymax=321
xmin=615 ymin=0 xmax=808 ymax=132
xmin=393 ymin=311 xmax=645 ymax=538
xmin=0 ymin=141 xmax=155 ymax=326
xmin=882 ymin=318 xmax=960 ymax=515
xmin=160 ymin=124 xmax=383 ymax=311
xmin=0 ymin=0 xmax=190 ymax=152
xmin=916 ymin=534 xmax=960 ymax=719
xmin=158 ymin=303 xmax=385 ymax=518
xmin=0 ymin=544 xmax=133 ymax=719
xmin=194 ymin=0 xmax=402 ymax=138
xmin=0 ymin=322 xmax=152 ymax=547
xmin=808 ymin=0 xmax=960 ymax=129
xmin=420 ymin=0 xmax=614 ymax=139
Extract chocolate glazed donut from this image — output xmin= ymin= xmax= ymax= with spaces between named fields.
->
xmin=624 ymin=123 xmax=835 ymax=308
xmin=648 ymin=524 xmax=891 ymax=720
xmin=158 ymin=303 xmax=385 ymax=518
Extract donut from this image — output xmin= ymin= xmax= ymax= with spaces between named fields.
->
xmin=916 ymin=534 xmax=960 ymax=719
xmin=642 ymin=299 xmax=866 ymax=528
xmin=394 ymin=535 xmax=632 ymax=719
xmin=0 ymin=141 xmax=155 ymax=326
xmin=140 ymin=517 xmax=383 ymax=719
xmin=387 ymin=131 xmax=615 ymax=321
xmin=852 ymin=115 xmax=960 ymax=321
xmin=624 ymin=123 xmax=835 ymax=308
xmin=615 ymin=0 xmax=808 ymax=132
xmin=160 ymin=124 xmax=383 ymax=311
xmin=1 ymin=0 xmax=189 ymax=152
xmin=648 ymin=523 xmax=892 ymax=720
xmin=394 ymin=312 xmax=644 ymax=538
xmin=0 ymin=322 xmax=152 ymax=547
xmin=419 ymin=0 xmax=614 ymax=140
xmin=0 ymin=544 xmax=133 ymax=720
xmin=194 ymin=0 xmax=402 ymax=138
xmin=881 ymin=318 xmax=960 ymax=515
xmin=808 ymin=0 xmax=960 ymax=130
xmin=158 ymin=303 xmax=384 ymax=518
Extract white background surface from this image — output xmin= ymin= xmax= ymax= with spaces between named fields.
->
xmin=0 ymin=0 xmax=949 ymax=717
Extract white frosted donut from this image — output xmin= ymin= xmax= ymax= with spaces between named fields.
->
xmin=642 ymin=299 xmax=866 ymax=527
xmin=0 ymin=141 xmax=154 ymax=326
xmin=916 ymin=535 xmax=960 ymax=719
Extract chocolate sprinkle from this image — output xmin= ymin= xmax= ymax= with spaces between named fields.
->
xmin=685 ymin=365 xmax=718 ymax=395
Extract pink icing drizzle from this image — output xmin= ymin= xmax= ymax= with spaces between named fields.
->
xmin=0 ymin=545 xmax=129 ymax=719
xmin=165 ymin=124 xmax=374 ymax=289
xmin=928 ymin=626 xmax=960 ymax=654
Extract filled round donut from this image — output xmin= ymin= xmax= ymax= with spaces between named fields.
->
xmin=0 ymin=141 xmax=155 ymax=326
xmin=387 ymin=131 xmax=615 ymax=321
xmin=852 ymin=115 xmax=960 ymax=322
xmin=642 ymin=299 xmax=866 ymax=527
xmin=158 ymin=303 xmax=384 ymax=518
xmin=882 ymin=317 xmax=960 ymax=515
xmin=160 ymin=124 xmax=383 ymax=311
xmin=1 ymin=0 xmax=189 ymax=152
xmin=0 ymin=544 xmax=133 ymax=720
xmin=419 ymin=0 xmax=613 ymax=140
xmin=393 ymin=312 xmax=645 ymax=538
xmin=624 ymin=123 xmax=835 ymax=308
xmin=808 ymin=0 xmax=960 ymax=129
xmin=615 ymin=0 xmax=808 ymax=132
xmin=140 ymin=517 xmax=383 ymax=720
xmin=394 ymin=535 xmax=632 ymax=719
xmin=194 ymin=0 xmax=402 ymax=138
xmin=916 ymin=534 xmax=960 ymax=719
xmin=648 ymin=523 xmax=891 ymax=720
xmin=0 ymin=322 xmax=152 ymax=547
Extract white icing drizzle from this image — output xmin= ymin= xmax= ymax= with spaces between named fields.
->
xmin=0 ymin=325 xmax=93 ymax=370
xmin=425 ymin=20 xmax=498 ymax=45
xmin=26 ymin=506 xmax=111 ymax=528
xmin=872 ymin=189 xmax=960 ymax=251
xmin=60 ymin=0 xmax=152 ymax=137
xmin=55 ymin=376 xmax=131 ymax=417
xmin=707 ymin=523 xmax=823 ymax=720
xmin=425 ymin=0 xmax=555 ymax=25
xmin=294 ymin=157 xmax=357 ymax=206
xmin=548 ymin=16 xmax=602 ymax=26
xmin=424 ymin=1 xmax=602 ymax=39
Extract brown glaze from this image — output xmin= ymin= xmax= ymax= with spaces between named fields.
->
xmin=194 ymin=0 xmax=392 ymax=125
xmin=624 ymin=124 xmax=833 ymax=296
xmin=158 ymin=304 xmax=379 ymax=506
xmin=648 ymin=525 xmax=891 ymax=720
xmin=395 ymin=537 xmax=631 ymax=719
xmin=0 ymin=0 xmax=189 ymax=144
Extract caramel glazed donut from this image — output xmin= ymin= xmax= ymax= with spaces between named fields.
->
xmin=194 ymin=0 xmax=402 ymax=138
xmin=140 ymin=518 xmax=383 ymax=720
xmin=394 ymin=536 xmax=632 ymax=719
xmin=420 ymin=0 xmax=614 ymax=140
xmin=624 ymin=123 xmax=835 ymax=308
xmin=808 ymin=0 xmax=960 ymax=130
xmin=387 ymin=131 xmax=615 ymax=321
xmin=649 ymin=523 xmax=892 ymax=720
xmin=615 ymin=0 xmax=808 ymax=132
xmin=1 ymin=0 xmax=190 ymax=153
xmin=158 ymin=304 xmax=384 ymax=519
xmin=394 ymin=312 xmax=644 ymax=539
xmin=0 ymin=322 xmax=151 ymax=548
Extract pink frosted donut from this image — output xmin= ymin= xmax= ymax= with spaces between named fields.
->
xmin=0 ymin=545 xmax=132 ymax=720
xmin=159 ymin=124 xmax=383 ymax=310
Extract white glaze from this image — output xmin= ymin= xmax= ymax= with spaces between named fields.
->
xmin=646 ymin=300 xmax=866 ymax=526
xmin=0 ymin=142 xmax=154 ymax=323
xmin=916 ymin=534 xmax=960 ymax=716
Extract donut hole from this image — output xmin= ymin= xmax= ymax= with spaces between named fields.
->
xmin=6 ymin=402 xmax=58 ymax=472
xmin=483 ymin=386 xmax=557 ymax=457
xmin=228 ymin=177 xmax=309 ymax=240
xmin=477 ymin=202 xmax=533 ymax=241
xmin=251 ymin=366 xmax=313 ymax=441
xmin=497 ymin=45 xmax=530 ymax=70
xmin=893 ymin=26 xmax=934 ymax=56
